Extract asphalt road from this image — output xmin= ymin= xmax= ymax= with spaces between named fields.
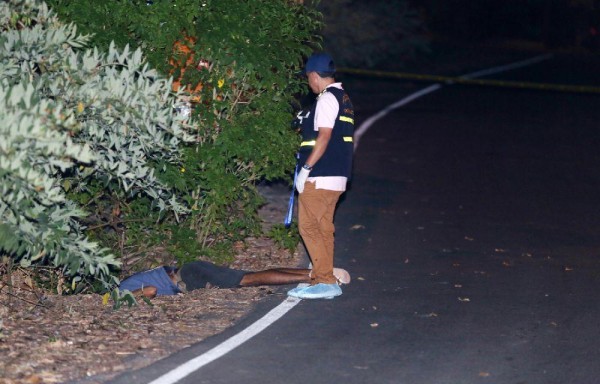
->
xmin=111 ymin=53 xmax=600 ymax=384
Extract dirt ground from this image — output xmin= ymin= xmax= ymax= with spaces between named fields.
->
xmin=0 ymin=183 xmax=302 ymax=384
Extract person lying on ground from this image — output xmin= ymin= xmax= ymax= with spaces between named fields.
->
xmin=119 ymin=260 xmax=351 ymax=299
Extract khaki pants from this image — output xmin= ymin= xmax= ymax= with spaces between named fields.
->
xmin=298 ymin=182 xmax=343 ymax=285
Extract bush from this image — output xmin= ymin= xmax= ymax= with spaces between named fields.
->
xmin=1 ymin=0 xmax=324 ymax=292
xmin=46 ymin=0 xmax=323 ymax=264
xmin=0 ymin=0 xmax=197 ymax=290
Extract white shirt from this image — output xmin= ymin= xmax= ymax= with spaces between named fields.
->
xmin=307 ymin=83 xmax=347 ymax=191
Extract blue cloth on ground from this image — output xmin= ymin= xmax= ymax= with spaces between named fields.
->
xmin=119 ymin=266 xmax=181 ymax=296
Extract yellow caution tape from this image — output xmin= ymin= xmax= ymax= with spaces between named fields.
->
xmin=338 ymin=67 xmax=600 ymax=94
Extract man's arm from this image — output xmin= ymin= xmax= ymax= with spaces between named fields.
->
xmin=295 ymin=127 xmax=333 ymax=193
xmin=305 ymin=127 xmax=332 ymax=168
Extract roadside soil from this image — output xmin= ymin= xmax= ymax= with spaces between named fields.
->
xmin=0 ymin=182 xmax=302 ymax=384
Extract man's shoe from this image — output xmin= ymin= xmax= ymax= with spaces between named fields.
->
xmin=287 ymin=284 xmax=309 ymax=298
xmin=295 ymin=283 xmax=342 ymax=300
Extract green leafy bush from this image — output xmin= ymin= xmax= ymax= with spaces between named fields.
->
xmin=1 ymin=0 xmax=324 ymax=292
xmin=0 ymin=0 xmax=197 ymax=289
xmin=268 ymin=223 xmax=302 ymax=253
xmin=46 ymin=0 xmax=323 ymax=263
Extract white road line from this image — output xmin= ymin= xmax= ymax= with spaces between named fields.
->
xmin=144 ymin=53 xmax=552 ymax=384
xmin=354 ymin=53 xmax=552 ymax=149
xmin=147 ymin=294 xmax=306 ymax=384
xmin=460 ymin=54 xmax=552 ymax=79
xmin=354 ymin=84 xmax=441 ymax=149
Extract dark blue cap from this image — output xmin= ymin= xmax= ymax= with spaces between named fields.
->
xmin=304 ymin=52 xmax=335 ymax=75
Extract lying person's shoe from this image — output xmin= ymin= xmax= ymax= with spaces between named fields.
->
xmin=308 ymin=268 xmax=351 ymax=285
xmin=333 ymin=268 xmax=351 ymax=285
xmin=295 ymin=283 xmax=342 ymax=300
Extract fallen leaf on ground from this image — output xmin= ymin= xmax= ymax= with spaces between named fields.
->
xmin=23 ymin=375 xmax=43 ymax=384
xmin=458 ymin=297 xmax=471 ymax=302
xmin=350 ymin=224 xmax=365 ymax=230
xmin=370 ymin=323 xmax=379 ymax=328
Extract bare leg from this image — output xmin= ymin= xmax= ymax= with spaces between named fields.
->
xmin=241 ymin=267 xmax=351 ymax=287
xmin=269 ymin=268 xmax=311 ymax=275
xmin=240 ymin=269 xmax=311 ymax=287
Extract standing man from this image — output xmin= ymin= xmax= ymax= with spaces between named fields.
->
xmin=288 ymin=52 xmax=354 ymax=300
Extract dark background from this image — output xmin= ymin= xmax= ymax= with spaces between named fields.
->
xmin=319 ymin=0 xmax=600 ymax=70
xmin=414 ymin=0 xmax=600 ymax=47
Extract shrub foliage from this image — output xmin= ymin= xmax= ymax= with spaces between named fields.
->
xmin=0 ymin=0 xmax=198 ymax=289
xmin=1 ymin=0 xmax=322 ymax=290
xmin=45 ymin=0 xmax=323 ymax=266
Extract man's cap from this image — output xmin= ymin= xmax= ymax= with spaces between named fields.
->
xmin=304 ymin=52 xmax=335 ymax=75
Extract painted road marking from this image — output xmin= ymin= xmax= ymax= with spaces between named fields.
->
xmin=143 ymin=54 xmax=552 ymax=384
xmin=147 ymin=292 xmax=307 ymax=384
xmin=342 ymin=53 xmax=600 ymax=94
xmin=354 ymin=54 xmax=552 ymax=148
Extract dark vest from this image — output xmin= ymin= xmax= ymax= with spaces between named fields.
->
xmin=298 ymin=86 xmax=354 ymax=178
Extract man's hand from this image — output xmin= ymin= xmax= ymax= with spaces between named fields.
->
xmin=296 ymin=167 xmax=310 ymax=194
xmin=132 ymin=286 xmax=157 ymax=299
